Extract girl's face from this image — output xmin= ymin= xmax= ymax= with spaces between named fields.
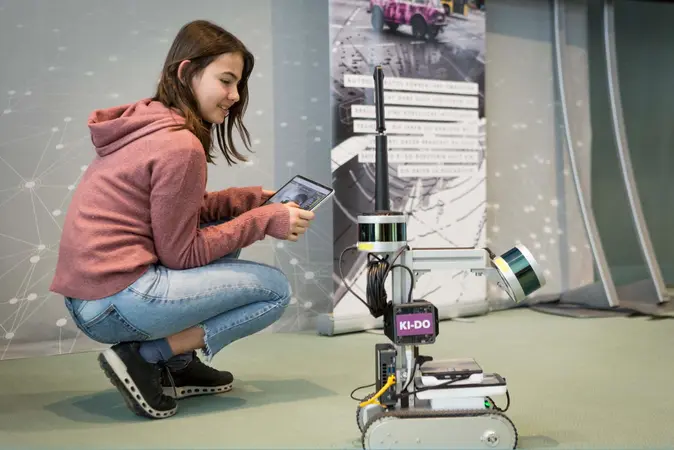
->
xmin=190 ymin=52 xmax=243 ymax=124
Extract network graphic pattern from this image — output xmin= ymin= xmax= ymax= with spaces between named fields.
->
xmin=0 ymin=98 xmax=92 ymax=360
xmin=484 ymin=45 xmax=596 ymax=303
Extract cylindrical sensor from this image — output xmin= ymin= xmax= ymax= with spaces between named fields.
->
xmin=357 ymin=212 xmax=407 ymax=253
xmin=492 ymin=244 xmax=546 ymax=302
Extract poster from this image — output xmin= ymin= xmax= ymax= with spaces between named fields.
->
xmin=323 ymin=0 xmax=488 ymax=334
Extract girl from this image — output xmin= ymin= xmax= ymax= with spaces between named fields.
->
xmin=50 ymin=20 xmax=315 ymax=419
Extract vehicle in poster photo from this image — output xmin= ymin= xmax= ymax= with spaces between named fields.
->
xmin=368 ymin=0 xmax=449 ymax=40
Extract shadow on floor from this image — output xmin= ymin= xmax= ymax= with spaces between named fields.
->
xmin=0 ymin=378 xmax=336 ymax=430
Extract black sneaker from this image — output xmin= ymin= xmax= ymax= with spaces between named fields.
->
xmin=161 ymin=352 xmax=234 ymax=399
xmin=98 ymin=342 xmax=178 ymax=419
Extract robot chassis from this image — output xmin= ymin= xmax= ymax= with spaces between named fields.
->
xmin=345 ymin=67 xmax=547 ymax=449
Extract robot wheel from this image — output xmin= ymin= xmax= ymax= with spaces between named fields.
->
xmin=356 ymin=392 xmax=386 ymax=433
xmin=361 ymin=407 xmax=518 ymax=450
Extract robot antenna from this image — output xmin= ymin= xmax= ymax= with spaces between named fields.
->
xmin=373 ymin=66 xmax=390 ymax=213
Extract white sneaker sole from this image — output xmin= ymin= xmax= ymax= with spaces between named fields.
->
xmin=164 ymin=383 xmax=233 ymax=399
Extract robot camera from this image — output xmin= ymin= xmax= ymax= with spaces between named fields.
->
xmin=383 ymin=299 xmax=439 ymax=345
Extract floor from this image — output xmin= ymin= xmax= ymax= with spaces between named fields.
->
xmin=1 ymin=308 xmax=673 ymax=449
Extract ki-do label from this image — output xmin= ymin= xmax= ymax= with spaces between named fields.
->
xmin=395 ymin=312 xmax=434 ymax=336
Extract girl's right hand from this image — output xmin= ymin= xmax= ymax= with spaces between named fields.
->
xmin=283 ymin=202 xmax=315 ymax=241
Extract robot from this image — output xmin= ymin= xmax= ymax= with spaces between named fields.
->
xmin=340 ymin=67 xmax=546 ymax=449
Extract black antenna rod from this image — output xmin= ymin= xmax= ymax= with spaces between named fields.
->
xmin=373 ymin=65 xmax=389 ymax=212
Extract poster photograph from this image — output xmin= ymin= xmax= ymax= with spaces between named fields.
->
xmin=328 ymin=0 xmax=488 ymax=330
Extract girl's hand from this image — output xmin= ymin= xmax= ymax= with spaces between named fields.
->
xmin=283 ymin=202 xmax=315 ymax=241
xmin=262 ymin=189 xmax=275 ymax=202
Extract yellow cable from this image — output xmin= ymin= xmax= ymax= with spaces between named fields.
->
xmin=359 ymin=374 xmax=396 ymax=408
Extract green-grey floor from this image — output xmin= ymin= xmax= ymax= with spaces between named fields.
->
xmin=1 ymin=308 xmax=673 ymax=449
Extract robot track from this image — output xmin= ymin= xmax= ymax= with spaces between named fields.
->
xmin=362 ymin=408 xmax=518 ymax=449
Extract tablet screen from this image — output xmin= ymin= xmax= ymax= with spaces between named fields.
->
xmin=264 ymin=176 xmax=333 ymax=211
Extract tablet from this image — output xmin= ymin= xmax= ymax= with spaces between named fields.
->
xmin=262 ymin=175 xmax=334 ymax=212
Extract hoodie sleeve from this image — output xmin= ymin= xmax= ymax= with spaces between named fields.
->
xmin=149 ymin=142 xmax=290 ymax=270
xmin=200 ymin=186 xmax=265 ymax=222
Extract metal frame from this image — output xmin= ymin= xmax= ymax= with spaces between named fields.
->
xmin=601 ymin=0 xmax=669 ymax=304
xmin=552 ymin=0 xmax=620 ymax=307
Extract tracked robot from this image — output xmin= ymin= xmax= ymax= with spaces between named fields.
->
xmin=341 ymin=67 xmax=546 ymax=449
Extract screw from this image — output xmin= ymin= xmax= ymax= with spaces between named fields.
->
xmin=482 ymin=431 xmax=499 ymax=447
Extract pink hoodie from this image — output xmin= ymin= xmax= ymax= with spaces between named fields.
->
xmin=50 ymin=98 xmax=289 ymax=300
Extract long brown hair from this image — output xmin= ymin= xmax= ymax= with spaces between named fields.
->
xmin=153 ymin=20 xmax=254 ymax=165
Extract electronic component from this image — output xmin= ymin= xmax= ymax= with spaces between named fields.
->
xmin=383 ymin=300 xmax=438 ymax=345
xmin=375 ymin=343 xmax=397 ymax=407
xmin=419 ymin=358 xmax=484 ymax=386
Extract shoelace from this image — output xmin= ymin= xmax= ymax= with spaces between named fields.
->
xmin=157 ymin=361 xmax=177 ymax=398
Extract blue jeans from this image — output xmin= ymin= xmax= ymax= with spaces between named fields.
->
xmin=63 ymin=220 xmax=291 ymax=361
